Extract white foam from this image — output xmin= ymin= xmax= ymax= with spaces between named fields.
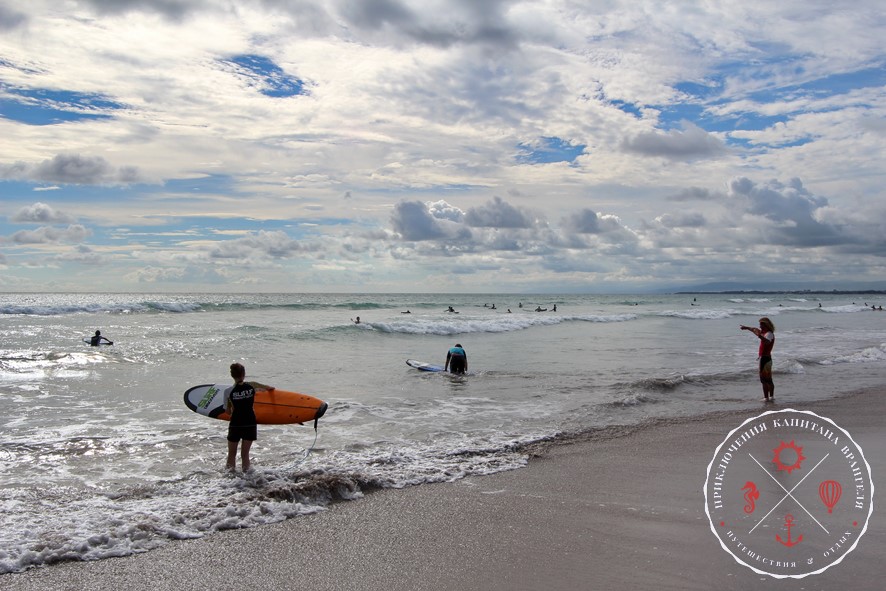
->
xmin=368 ymin=313 xmax=636 ymax=335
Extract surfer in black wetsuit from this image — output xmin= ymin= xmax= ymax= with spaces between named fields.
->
xmin=225 ymin=362 xmax=258 ymax=472
xmin=89 ymin=330 xmax=113 ymax=346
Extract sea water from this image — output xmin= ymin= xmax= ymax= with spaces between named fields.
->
xmin=1 ymin=292 xmax=885 ymax=573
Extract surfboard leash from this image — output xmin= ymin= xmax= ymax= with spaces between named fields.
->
xmin=289 ymin=422 xmax=320 ymax=469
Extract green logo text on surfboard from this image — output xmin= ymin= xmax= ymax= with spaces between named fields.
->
xmin=197 ymin=386 xmax=218 ymax=410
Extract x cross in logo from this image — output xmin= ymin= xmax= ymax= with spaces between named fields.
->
xmin=747 ymin=451 xmax=830 ymax=536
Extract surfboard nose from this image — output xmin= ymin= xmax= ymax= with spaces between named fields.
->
xmin=315 ymin=401 xmax=328 ymax=420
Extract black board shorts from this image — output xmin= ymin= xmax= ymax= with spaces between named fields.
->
xmin=227 ymin=424 xmax=257 ymax=442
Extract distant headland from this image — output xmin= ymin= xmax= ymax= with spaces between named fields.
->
xmin=676 ymin=289 xmax=886 ymax=295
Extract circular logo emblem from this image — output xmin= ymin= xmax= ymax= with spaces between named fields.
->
xmin=704 ymin=409 xmax=874 ymax=578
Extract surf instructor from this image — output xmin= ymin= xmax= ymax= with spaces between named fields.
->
xmin=445 ymin=343 xmax=468 ymax=375
xmin=225 ymin=362 xmax=258 ymax=472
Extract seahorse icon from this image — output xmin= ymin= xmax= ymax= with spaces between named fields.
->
xmin=742 ymin=481 xmax=760 ymax=514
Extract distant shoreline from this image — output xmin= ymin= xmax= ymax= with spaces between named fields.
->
xmin=676 ymin=289 xmax=886 ymax=295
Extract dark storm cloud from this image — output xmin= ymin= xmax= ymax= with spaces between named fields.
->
xmin=622 ymin=122 xmax=727 ymax=160
xmin=11 ymin=202 xmax=77 ymax=224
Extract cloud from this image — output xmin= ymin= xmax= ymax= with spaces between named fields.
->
xmin=561 ymin=209 xmax=631 ymax=237
xmin=666 ymin=187 xmax=722 ymax=202
xmin=207 ymin=230 xmax=307 ymax=260
xmin=11 ymin=202 xmax=77 ymax=224
xmin=728 ymin=177 xmax=849 ymax=247
xmin=655 ymin=212 xmax=707 ymax=229
xmin=9 ymin=225 xmax=91 ymax=244
xmin=126 ymin=264 xmax=230 ymax=284
xmin=391 ymin=200 xmax=467 ymax=241
xmin=622 ymin=122 xmax=728 ymax=160
xmin=337 ymin=0 xmax=518 ymax=48
xmin=76 ymin=0 xmax=200 ymax=21
xmin=54 ymin=244 xmax=104 ymax=264
xmin=1 ymin=154 xmax=143 ymax=185
xmin=562 ymin=209 xmax=603 ymax=234
xmin=0 ymin=3 xmax=27 ymax=30
xmin=464 ymin=196 xmax=534 ymax=229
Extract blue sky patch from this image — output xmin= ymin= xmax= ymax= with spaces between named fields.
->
xmin=224 ymin=54 xmax=307 ymax=98
xmin=609 ymin=99 xmax=643 ymax=118
xmin=750 ymin=65 xmax=886 ymax=102
xmin=0 ymin=87 xmax=124 ymax=125
xmin=517 ymin=137 xmax=586 ymax=164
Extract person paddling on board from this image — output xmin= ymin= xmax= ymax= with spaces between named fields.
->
xmin=444 ymin=343 xmax=468 ymax=375
xmin=224 ymin=362 xmax=259 ymax=472
xmin=740 ymin=317 xmax=775 ymax=402
xmin=89 ymin=330 xmax=113 ymax=346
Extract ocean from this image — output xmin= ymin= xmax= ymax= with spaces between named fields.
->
xmin=1 ymin=292 xmax=885 ymax=574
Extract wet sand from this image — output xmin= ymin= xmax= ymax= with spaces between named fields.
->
xmin=4 ymin=388 xmax=884 ymax=591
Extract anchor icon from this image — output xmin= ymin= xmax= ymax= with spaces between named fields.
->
xmin=776 ymin=514 xmax=803 ymax=547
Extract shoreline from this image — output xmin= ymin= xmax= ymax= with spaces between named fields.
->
xmin=4 ymin=387 xmax=884 ymax=591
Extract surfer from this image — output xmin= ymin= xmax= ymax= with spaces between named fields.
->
xmin=225 ymin=362 xmax=260 ymax=472
xmin=740 ymin=318 xmax=775 ymax=402
xmin=89 ymin=330 xmax=113 ymax=346
xmin=353 ymin=316 xmax=361 ymax=324
xmin=444 ymin=343 xmax=468 ymax=375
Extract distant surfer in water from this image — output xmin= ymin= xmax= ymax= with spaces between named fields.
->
xmin=740 ymin=318 xmax=775 ymax=402
xmin=89 ymin=330 xmax=113 ymax=346
xmin=225 ymin=362 xmax=259 ymax=472
xmin=445 ymin=343 xmax=468 ymax=375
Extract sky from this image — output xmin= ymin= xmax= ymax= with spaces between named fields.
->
xmin=1 ymin=0 xmax=885 ymax=294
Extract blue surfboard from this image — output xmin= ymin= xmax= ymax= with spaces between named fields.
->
xmin=406 ymin=359 xmax=445 ymax=372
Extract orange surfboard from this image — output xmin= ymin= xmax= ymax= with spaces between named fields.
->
xmin=184 ymin=383 xmax=328 ymax=425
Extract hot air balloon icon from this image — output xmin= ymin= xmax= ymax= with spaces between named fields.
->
xmin=819 ymin=480 xmax=842 ymax=514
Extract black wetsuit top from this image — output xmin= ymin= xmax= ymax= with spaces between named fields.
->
xmin=228 ymin=382 xmax=257 ymax=427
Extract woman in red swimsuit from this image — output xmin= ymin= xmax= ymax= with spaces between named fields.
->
xmin=740 ymin=317 xmax=775 ymax=402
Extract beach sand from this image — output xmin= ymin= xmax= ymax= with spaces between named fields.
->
xmin=5 ymin=388 xmax=884 ymax=591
